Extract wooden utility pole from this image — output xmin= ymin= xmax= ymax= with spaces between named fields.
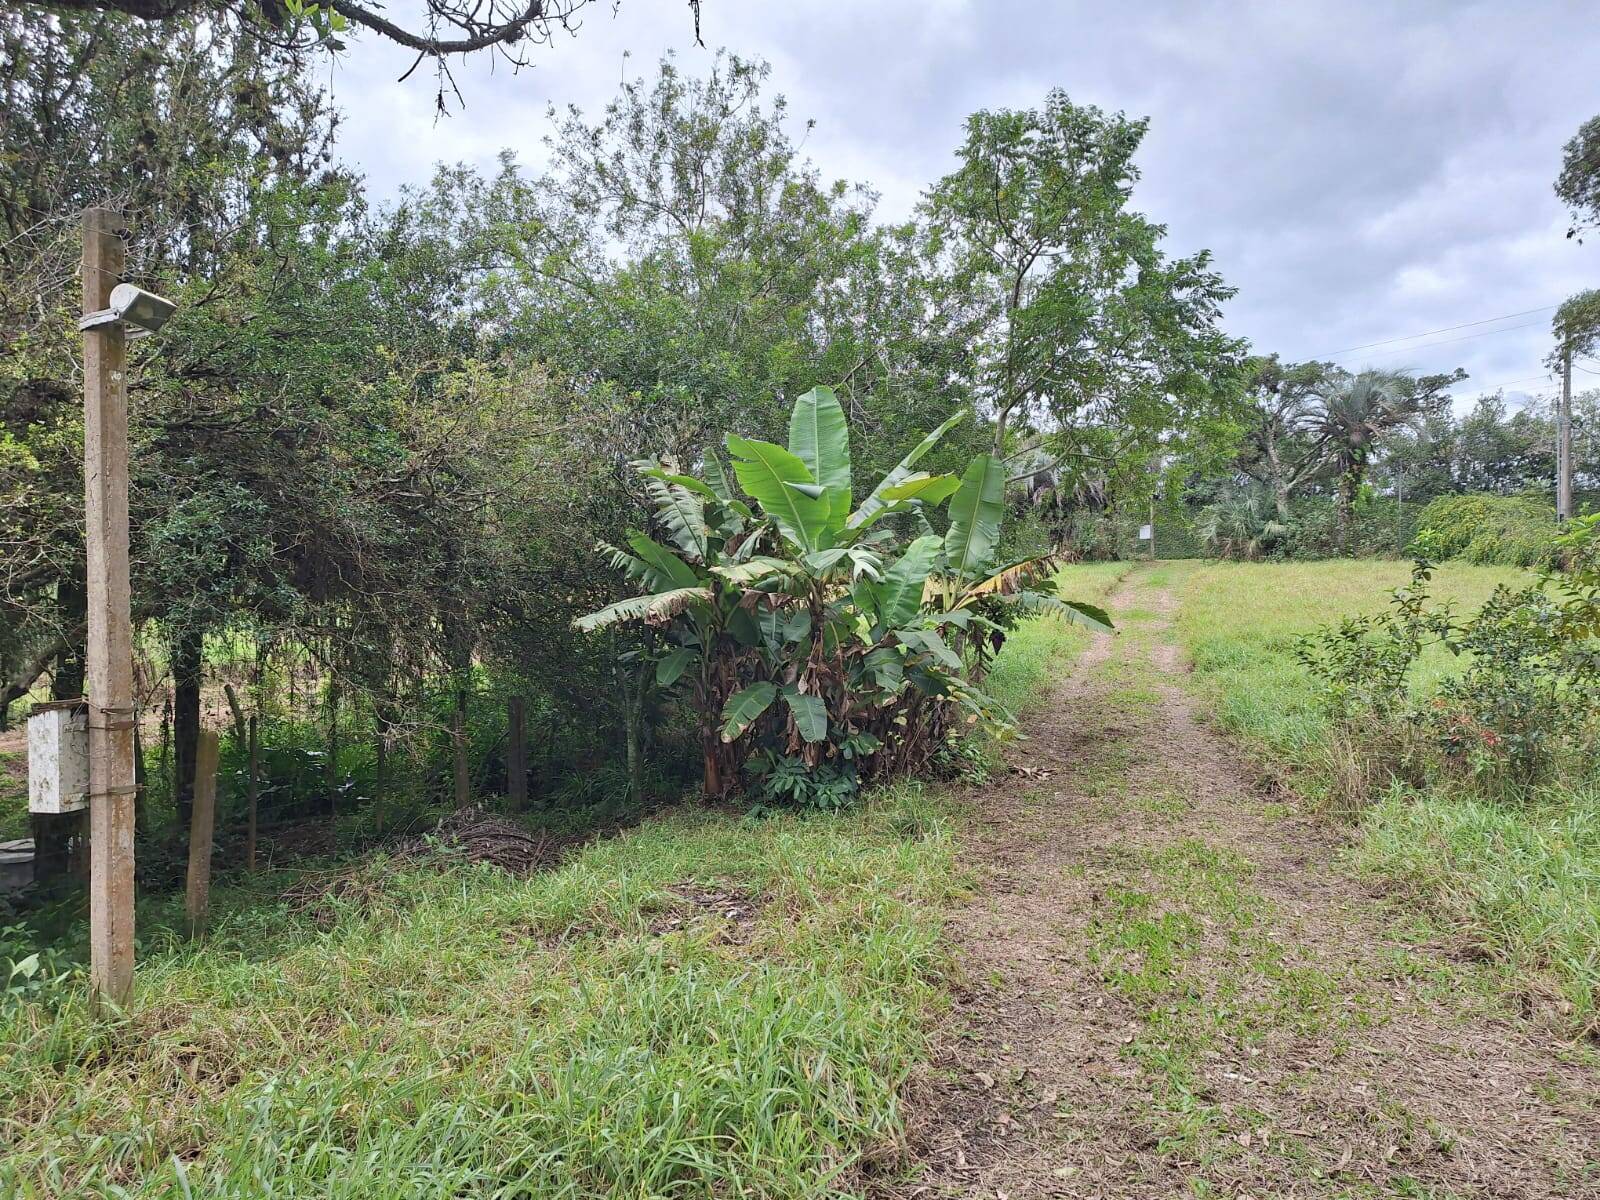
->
xmin=184 ymin=729 xmax=220 ymax=939
xmin=82 ymin=208 xmax=137 ymax=1008
xmin=1558 ymin=343 xmax=1575 ymax=523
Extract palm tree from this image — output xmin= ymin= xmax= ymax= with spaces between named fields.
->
xmin=1304 ymin=369 xmax=1426 ymax=555
xmin=1196 ymin=484 xmax=1290 ymax=560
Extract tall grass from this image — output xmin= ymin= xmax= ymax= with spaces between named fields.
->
xmin=983 ymin=560 xmax=1130 ymax=722
xmin=0 ymin=791 xmax=958 ymax=1197
xmin=1356 ymin=781 xmax=1600 ymax=1031
xmin=1173 ymin=559 xmax=1530 ymax=782
xmin=1169 ymin=559 xmax=1599 ymax=1033
xmin=0 ymin=582 xmax=1121 ymax=1198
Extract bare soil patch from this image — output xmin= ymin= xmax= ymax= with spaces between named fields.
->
xmin=892 ymin=567 xmax=1598 ymax=1199
xmin=647 ymin=879 xmax=764 ymax=943
xmin=283 ymin=806 xmax=564 ymax=926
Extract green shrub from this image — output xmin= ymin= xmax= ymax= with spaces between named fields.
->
xmin=1295 ymin=518 xmax=1600 ymax=799
xmin=1416 ymin=493 xmax=1561 ymax=568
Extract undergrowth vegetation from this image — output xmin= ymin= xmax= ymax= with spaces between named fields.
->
xmin=574 ymin=386 xmax=1111 ymax=809
xmin=2 ymin=786 xmax=957 ymax=1196
xmin=1415 ymin=493 xmax=1566 ymax=568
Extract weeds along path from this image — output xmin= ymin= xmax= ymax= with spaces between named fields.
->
xmin=894 ymin=564 xmax=1597 ymax=1200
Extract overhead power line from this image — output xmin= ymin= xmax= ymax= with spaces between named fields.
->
xmin=1329 ymin=318 xmax=1549 ymax=362
xmin=1312 ymin=303 xmax=1559 ymax=357
xmin=1466 ymin=372 xmax=1556 ymax=393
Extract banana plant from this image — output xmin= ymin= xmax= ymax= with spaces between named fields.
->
xmin=927 ymin=452 xmax=1114 ymax=636
xmin=573 ymin=384 xmax=1110 ymax=803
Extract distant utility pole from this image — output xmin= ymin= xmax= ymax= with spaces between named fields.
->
xmin=82 ymin=208 xmax=137 ymax=1007
xmin=1558 ymin=342 xmax=1575 ymax=523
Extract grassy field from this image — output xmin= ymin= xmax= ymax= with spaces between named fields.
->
xmin=1169 ymin=558 xmax=1600 ymax=1032
xmin=0 ymin=572 xmax=1126 ymax=1199
xmin=1172 ymin=558 xmax=1532 ymax=780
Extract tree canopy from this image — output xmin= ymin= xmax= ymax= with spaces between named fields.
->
xmin=14 ymin=0 xmax=699 ymax=103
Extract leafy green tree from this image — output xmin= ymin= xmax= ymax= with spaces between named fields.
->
xmin=1453 ymin=394 xmax=1555 ymax=495
xmin=388 ymin=55 xmax=993 ymax=785
xmin=0 ymin=9 xmax=330 ymax=753
xmin=921 ymin=89 xmax=1246 ymax=492
xmin=1371 ymin=410 xmax=1457 ymax=504
xmin=1556 ymin=116 xmax=1600 ymax=242
xmin=10 ymin=0 xmax=691 ymax=109
xmin=1302 ymin=368 xmax=1461 ymax=554
xmin=1234 ymin=356 xmax=1339 ymax=521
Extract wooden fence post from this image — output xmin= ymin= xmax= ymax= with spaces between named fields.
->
xmin=245 ymin=715 xmax=259 ymax=872
xmin=82 ymin=207 xmax=137 ymax=1008
xmin=185 ymin=730 xmax=220 ymax=940
xmin=507 ymin=696 xmax=527 ymax=809
xmin=452 ymin=687 xmax=470 ymax=809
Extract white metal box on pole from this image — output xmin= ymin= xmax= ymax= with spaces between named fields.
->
xmin=27 ymin=702 xmax=90 ymax=815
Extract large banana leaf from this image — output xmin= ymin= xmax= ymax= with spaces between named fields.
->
xmin=656 ymin=646 xmax=697 ymax=686
xmin=1014 ymin=591 xmax=1115 ymax=634
xmin=574 ymin=587 xmax=714 ymax=633
xmin=720 ymin=681 xmax=778 ymax=742
xmin=726 ymin=434 xmax=830 ymax=552
xmin=961 ymin=553 xmax=1054 ymax=598
xmin=843 ymin=473 xmax=963 ymax=541
xmin=703 ymin=451 xmax=736 ymax=504
xmin=943 ymin=454 xmax=1006 ymax=581
xmin=787 ymin=385 xmax=852 ymax=534
xmin=638 ymin=464 xmax=715 ymax=499
xmin=596 ymin=540 xmax=650 ymax=585
xmin=782 ymin=685 xmax=827 ymax=743
xmin=897 ymin=627 xmax=963 ymax=671
xmin=640 ymin=474 xmax=709 ymax=561
xmin=882 ymin=472 xmax=961 ymax=505
xmin=709 ymin=556 xmax=794 ymax=586
xmin=627 ymin=532 xmax=701 ymax=591
xmin=864 ymin=646 xmax=904 ymax=693
xmin=847 ymin=411 xmax=966 ymax=529
xmin=873 ymin=534 xmax=943 ymax=630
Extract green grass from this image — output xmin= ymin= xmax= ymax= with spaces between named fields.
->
xmin=982 ymin=560 xmax=1129 ymax=723
xmin=1 ymin=790 xmax=959 ymax=1197
xmin=1081 ymin=835 xmax=1396 ymax=1180
xmin=0 ymin=585 xmax=1118 ymax=1198
xmin=1168 ymin=558 xmax=1599 ymax=1035
xmin=0 ymin=747 xmax=27 ymax=840
xmin=1173 ymin=559 xmax=1531 ymax=777
xmin=1354 ymin=783 xmax=1600 ymax=1031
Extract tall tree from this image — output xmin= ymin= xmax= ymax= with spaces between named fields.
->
xmin=1556 ymin=115 xmax=1600 ymax=242
xmin=11 ymin=1 xmax=698 ymax=109
xmin=1235 ymin=356 xmax=1336 ymax=521
xmin=921 ymin=89 xmax=1245 ymax=492
xmin=0 ymin=9 xmax=331 ymax=718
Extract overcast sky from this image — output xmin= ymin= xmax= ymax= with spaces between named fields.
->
xmin=326 ymin=0 xmax=1600 ymax=410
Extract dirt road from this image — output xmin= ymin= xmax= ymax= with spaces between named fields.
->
xmin=895 ymin=566 xmax=1597 ymax=1199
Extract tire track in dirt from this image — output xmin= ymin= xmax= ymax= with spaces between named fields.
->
xmin=889 ymin=566 xmax=1598 ymax=1199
